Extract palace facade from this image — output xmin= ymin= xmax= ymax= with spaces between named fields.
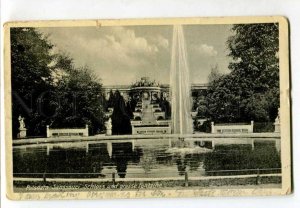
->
xmin=103 ymin=77 xmax=208 ymax=103
xmin=103 ymin=77 xmax=209 ymax=135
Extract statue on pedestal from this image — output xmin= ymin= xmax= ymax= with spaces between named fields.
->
xmin=17 ymin=115 xmax=27 ymax=138
xmin=105 ymin=117 xmax=112 ymax=136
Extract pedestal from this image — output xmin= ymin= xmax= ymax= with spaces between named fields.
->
xmin=18 ymin=128 xmax=27 ymax=138
xmin=274 ymin=122 xmax=280 ymax=133
xmin=106 ymin=128 xmax=112 ymax=136
xmin=105 ymin=118 xmax=112 ymax=136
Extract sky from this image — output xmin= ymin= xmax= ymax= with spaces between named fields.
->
xmin=39 ymin=24 xmax=233 ymax=85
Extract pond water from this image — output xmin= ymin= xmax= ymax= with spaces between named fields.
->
xmin=13 ymin=138 xmax=281 ymax=179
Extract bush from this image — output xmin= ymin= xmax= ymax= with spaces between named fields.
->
xmin=194 ymin=120 xmax=211 ymax=133
xmin=253 ymin=122 xmax=275 ymax=132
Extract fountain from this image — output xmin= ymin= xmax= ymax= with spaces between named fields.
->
xmin=168 ymin=25 xmax=212 ymax=154
xmin=170 ymin=25 xmax=193 ymax=135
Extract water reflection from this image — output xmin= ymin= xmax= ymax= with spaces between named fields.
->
xmin=13 ymin=139 xmax=281 ymax=178
xmin=111 ymin=142 xmax=142 ymax=178
xmin=140 ymin=149 xmax=157 ymax=174
xmin=204 ymin=143 xmax=281 ymax=176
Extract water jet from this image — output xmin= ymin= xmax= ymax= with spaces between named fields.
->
xmin=170 ymin=25 xmax=193 ymax=136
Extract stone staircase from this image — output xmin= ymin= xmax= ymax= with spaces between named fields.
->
xmin=141 ymin=100 xmax=157 ymax=125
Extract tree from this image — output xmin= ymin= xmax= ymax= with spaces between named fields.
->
xmin=106 ymin=90 xmax=115 ymax=109
xmin=159 ymin=97 xmax=171 ymax=119
xmin=206 ymin=23 xmax=279 ymax=123
xmin=49 ymin=60 xmax=106 ymax=135
xmin=227 ymin=24 xmax=279 ymax=90
xmin=11 ymin=28 xmax=55 ymax=137
xmin=208 ymin=64 xmax=222 ymax=83
xmin=192 ymin=65 xmax=219 ymax=131
xmin=11 ymin=28 xmax=107 ymax=137
xmin=111 ymin=90 xmax=132 ymax=135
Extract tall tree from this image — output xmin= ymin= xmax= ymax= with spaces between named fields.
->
xmin=206 ymin=23 xmax=279 ymax=123
xmin=111 ymin=90 xmax=132 ymax=135
xmin=11 ymin=28 xmax=106 ymax=137
xmin=106 ymin=90 xmax=115 ymax=109
xmin=208 ymin=64 xmax=222 ymax=83
xmin=49 ymin=59 xmax=106 ymax=135
xmin=11 ymin=28 xmax=55 ymax=136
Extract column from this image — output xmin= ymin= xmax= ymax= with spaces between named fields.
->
xmin=211 ymin=122 xmax=215 ymax=133
xmin=250 ymin=121 xmax=254 ymax=133
xmin=150 ymin=91 xmax=153 ymax=102
xmin=84 ymin=125 xmax=89 ymax=137
xmin=46 ymin=125 xmax=50 ymax=138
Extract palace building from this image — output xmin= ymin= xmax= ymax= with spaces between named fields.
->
xmin=103 ymin=77 xmax=208 ymax=135
xmin=103 ymin=77 xmax=208 ymax=103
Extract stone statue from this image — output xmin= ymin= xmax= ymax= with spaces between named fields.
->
xmin=17 ymin=115 xmax=27 ymax=138
xmin=18 ymin=115 xmax=25 ymax=129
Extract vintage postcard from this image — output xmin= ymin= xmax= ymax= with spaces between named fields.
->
xmin=4 ymin=16 xmax=291 ymax=200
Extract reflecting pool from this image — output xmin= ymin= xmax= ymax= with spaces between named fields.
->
xmin=13 ymin=138 xmax=281 ymax=179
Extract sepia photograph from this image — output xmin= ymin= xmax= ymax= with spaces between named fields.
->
xmin=4 ymin=17 xmax=291 ymax=200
